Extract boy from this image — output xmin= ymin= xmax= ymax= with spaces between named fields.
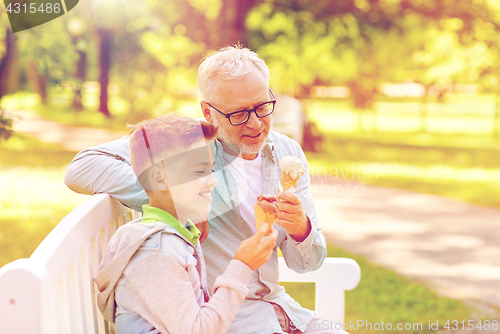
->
xmin=95 ymin=115 xmax=278 ymax=333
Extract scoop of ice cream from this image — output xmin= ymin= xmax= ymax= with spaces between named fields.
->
xmin=279 ymin=156 xmax=305 ymax=180
xmin=255 ymin=195 xmax=279 ymax=216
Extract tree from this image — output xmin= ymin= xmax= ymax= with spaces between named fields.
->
xmin=0 ymin=109 xmax=13 ymax=141
xmin=219 ymin=0 xmax=259 ymax=46
xmin=81 ymin=0 xmax=127 ymax=117
xmin=243 ymin=0 xmax=499 ymax=134
xmin=96 ymin=28 xmax=112 ymax=117
xmin=0 ymin=29 xmax=17 ymax=99
xmin=67 ymin=17 xmax=88 ymax=111
xmin=17 ymin=20 xmax=76 ymax=105
xmin=26 ymin=60 xmax=48 ymax=104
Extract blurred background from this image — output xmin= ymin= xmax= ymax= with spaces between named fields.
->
xmin=1 ymin=0 xmax=500 ymax=332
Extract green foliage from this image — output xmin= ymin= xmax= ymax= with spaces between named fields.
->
xmin=0 ymin=109 xmax=13 ymax=141
xmin=244 ymin=0 xmax=500 ymax=109
xmin=411 ymin=23 xmax=494 ymax=87
xmin=17 ymin=20 xmax=77 ymax=84
xmin=0 ymin=92 xmax=41 ymax=110
xmin=4 ymin=0 xmax=500 ymax=118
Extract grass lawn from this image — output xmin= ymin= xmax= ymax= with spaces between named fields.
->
xmin=0 ymin=90 xmax=202 ymax=131
xmin=304 ymin=96 xmax=500 ymax=210
xmin=0 ymin=91 xmax=133 ymax=131
xmin=305 ymin=132 xmax=500 ymax=210
xmin=303 ymin=95 xmax=499 ymax=136
xmin=0 ymin=135 xmax=86 ymax=267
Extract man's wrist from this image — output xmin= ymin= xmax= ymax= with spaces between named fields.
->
xmin=290 ymin=215 xmax=312 ymax=242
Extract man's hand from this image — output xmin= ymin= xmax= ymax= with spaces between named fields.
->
xmin=275 ymin=188 xmax=311 ymax=242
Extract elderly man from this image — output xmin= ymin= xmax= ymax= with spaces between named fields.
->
xmin=65 ymin=46 xmax=344 ymax=334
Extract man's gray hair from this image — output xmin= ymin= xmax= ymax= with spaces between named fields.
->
xmin=197 ymin=45 xmax=270 ymax=104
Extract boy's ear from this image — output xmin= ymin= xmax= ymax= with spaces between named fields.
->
xmin=200 ymin=101 xmax=213 ymax=124
xmin=150 ymin=166 xmax=167 ymax=190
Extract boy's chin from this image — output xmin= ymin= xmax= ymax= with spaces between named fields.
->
xmin=193 ymin=204 xmax=212 ymax=216
xmin=202 ymin=205 xmax=212 ymax=214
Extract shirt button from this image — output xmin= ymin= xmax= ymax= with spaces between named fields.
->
xmin=230 ymin=196 xmax=235 ymax=201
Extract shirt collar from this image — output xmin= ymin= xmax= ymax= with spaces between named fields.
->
xmin=262 ymin=137 xmax=275 ymax=164
xmin=141 ymin=205 xmax=200 ymax=246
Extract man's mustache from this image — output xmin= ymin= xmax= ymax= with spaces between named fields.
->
xmin=242 ymin=127 xmax=267 ymax=136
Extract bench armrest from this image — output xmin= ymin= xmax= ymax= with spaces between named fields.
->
xmin=279 ymin=257 xmax=360 ymax=325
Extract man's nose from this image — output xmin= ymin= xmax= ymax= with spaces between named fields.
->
xmin=245 ymin=110 xmax=262 ymax=129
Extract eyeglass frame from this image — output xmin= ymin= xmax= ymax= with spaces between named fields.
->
xmin=205 ymin=89 xmax=276 ymax=126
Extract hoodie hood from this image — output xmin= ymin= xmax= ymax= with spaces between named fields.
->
xmin=94 ymin=221 xmax=166 ymax=323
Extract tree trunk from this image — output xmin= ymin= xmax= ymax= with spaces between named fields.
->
xmin=96 ymin=29 xmax=111 ymax=117
xmin=493 ymin=94 xmax=500 ymax=139
xmin=73 ymin=50 xmax=87 ymax=111
xmin=0 ymin=30 xmax=18 ymax=99
xmin=218 ymin=0 xmax=256 ymax=47
xmin=26 ymin=61 xmax=48 ymax=104
xmin=347 ymin=80 xmax=375 ymax=132
xmin=419 ymin=88 xmax=428 ymax=133
xmin=218 ymin=0 xmax=228 ymax=47
xmin=7 ymin=45 xmax=20 ymax=94
xmin=231 ymin=0 xmax=254 ymax=46
xmin=358 ymin=109 xmax=363 ymax=132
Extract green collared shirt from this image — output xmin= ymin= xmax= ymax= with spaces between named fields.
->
xmin=141 ymin=205 xmax=201 ymax=246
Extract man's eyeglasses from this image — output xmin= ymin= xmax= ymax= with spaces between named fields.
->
xmin=206 ymin=89 xmax=276 ymax=126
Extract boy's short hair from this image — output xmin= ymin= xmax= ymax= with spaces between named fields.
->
xmin=129 ymin=115 xmax=218 ymax=189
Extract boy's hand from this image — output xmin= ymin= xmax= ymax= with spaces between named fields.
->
xmin=234 ymin=223 xmax=278 ymax=270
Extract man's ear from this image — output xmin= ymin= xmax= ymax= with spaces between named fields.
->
xmin=200 ymin=101 xmax=213 ymax=124
xmin=150 ymin=166 xmax=167 ymax=190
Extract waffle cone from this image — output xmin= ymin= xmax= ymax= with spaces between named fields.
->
xmin=254 ymin=204 xmax=275 ymax=235
xmin=281 ymin=172 xmax=298 ymax=191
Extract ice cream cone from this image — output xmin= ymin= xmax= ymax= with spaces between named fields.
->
xmin=281 ymin=172 xmax=299 ymax=191
xmin=279 ymin=156 xmax=304 ymax=191
xmin=254 ymin=204 xmax=276 ymax=235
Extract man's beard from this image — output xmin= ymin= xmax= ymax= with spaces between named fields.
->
xmin=213 ymin=118 xmax=270 ymax=156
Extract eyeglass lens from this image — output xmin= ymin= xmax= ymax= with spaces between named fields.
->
xmin=229 ymin=102 xmax=275 ymax=125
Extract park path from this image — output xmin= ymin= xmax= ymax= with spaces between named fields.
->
xmin=8 ymin=110 xmax=128 ymax=151
xmin=311 ymin=177 xmax=500 ymax=333
xmin=8 ymin=109 xmax=500 ymax=332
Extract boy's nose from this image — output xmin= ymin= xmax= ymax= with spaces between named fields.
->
xmin=206 ymin=171 xmax=217 ymax=187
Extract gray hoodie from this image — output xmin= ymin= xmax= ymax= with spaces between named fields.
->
xmin=95 ymin=220 xmax=253 ymax=334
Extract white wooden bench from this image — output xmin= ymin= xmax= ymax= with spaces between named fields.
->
xmin=0 ymin=194 xmax=360 ymax=334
